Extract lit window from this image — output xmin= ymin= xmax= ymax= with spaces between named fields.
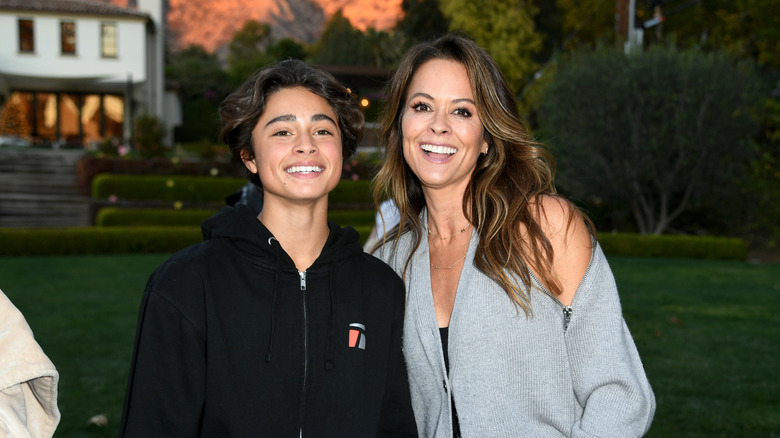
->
xmin=61 ymin=21 xmax=76 ymax=55
xmin=18 ymin=19 xmax=34 ymax=52
xmin=101 ymin=23 xmax=118 ymax=58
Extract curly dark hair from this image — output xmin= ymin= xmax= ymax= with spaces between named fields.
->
xmin=219 ymin=59 xmax=365 ymax=188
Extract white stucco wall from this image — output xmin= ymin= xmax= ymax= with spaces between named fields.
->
xmin=0 ymin=12 xmax=147 ymax=83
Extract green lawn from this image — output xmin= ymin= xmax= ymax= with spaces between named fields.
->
xmin=1 ymin=254 xmax=778 ymax=437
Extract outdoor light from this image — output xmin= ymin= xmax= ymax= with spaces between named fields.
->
xmin=360 ymin=98 xmax=369 ymax=107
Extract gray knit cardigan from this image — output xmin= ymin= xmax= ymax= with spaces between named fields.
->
xmin=379 ymin=222 xmax=655 ymax=437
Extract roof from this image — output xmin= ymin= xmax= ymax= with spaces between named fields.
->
xmin=0 ymin=0 xmax=149 ymax=19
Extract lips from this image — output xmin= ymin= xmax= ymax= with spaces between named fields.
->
xmin=285 ymin=165 xmax=324 ymax=174
xmin=421 ymin=144 xmax=456 ymax=155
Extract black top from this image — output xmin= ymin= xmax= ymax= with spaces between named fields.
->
xmin=440 ymin=327 xmax=462 ymax=438
xmin=120 ymin=204 xmax=417 ymax=437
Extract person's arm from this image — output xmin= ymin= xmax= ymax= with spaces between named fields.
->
xmin=538 ymin=197 xmax=655 ymax=436
xmin=377 ymin=279 xmax=418 ymax=437
xmin=0 ymin=290 xmax=60 ymax=438
xmin=119 ymin=285 xmax=206 ymax=437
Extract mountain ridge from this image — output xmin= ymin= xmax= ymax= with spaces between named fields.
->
xmin=107 ymin=0 xmax=401 ymax=52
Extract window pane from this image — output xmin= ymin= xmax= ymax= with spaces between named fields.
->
xmin=36 ymin=93 xmax=57 ymax=142
xmin=61 ymin=21 xmax=76 ymax=54
xmin=103 ymin=95 xmax=124 ymax=139
xmin=59 ymin=93 xmax=81 ymax=145
xmin=101 ymin=23 xmax=118 ymax=58
xmin=82 ymin=95 xmax=102 ymax=144
xmin=18 ymin=19 xmax=34 ymax=52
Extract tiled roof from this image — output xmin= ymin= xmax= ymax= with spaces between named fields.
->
xmin=0 ymin=0 xmax=148 ymax=18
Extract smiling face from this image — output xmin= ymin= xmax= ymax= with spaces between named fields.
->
xmin=243 ymin=86 xmax=343 ymax=206
xmin=401 ymin=58 xmax=488 ymax=194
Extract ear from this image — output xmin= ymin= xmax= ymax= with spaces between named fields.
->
xmin=481 ymin=139 xmax=489 ymax=155
xmin=241 ymin=149 xmax=257 ymax=174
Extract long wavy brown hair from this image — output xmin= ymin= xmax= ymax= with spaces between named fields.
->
xmin=373 ymin=34 xmax=590 ymax=314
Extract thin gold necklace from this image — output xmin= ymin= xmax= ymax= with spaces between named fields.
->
xmin=427 ymin=224 xmax=471 ymax=240
xmin=432 ymin=250 xmax=468 ymax=270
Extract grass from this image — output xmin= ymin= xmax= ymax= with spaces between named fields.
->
xmin=1 ymin=254 xmax=778 ymax=437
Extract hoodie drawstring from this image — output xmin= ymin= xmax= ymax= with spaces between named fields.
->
xmin=265 ymin=237 xmax=282 ymax=363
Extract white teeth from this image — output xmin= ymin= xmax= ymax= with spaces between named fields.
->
xmin=286 ymin=166 xmax=323 ymax=174
xmin=421 ymin=144 xmax=456 ymax=155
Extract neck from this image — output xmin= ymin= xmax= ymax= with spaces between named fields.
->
xmin=258 ymin=194 xmax=330 ymax=271
xmin=423 ymin=186 xmax=470 ymax=239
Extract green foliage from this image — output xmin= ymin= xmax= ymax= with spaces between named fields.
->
xmin=0 ymin=227 xmax=202 ymax=256
xmin=97 ymin=137 xmax=122 ymax=158
xmin=91 ymin=174 xmax=246 ymax=202
xmin=396 ymin=0 xmax=450 ymax=48
xmin=309 ymin=11 xmax=373 ymax=66
xmin=328 ymin=179 xmax=372 ymax=204
xmin=744 ymin=96 xmax=780 ymax=246
xmin=166 ymin=45 xmax=229 ymax=143
xmin=327 ymin=210 xmax=376 ymax=227
xmin=134 ymin=113 xmax=168 ymax=159
xmin=556 ymin=0 xmax=616 ymax=51
xmin=539 ymin=45 xmax=762 ymax=235
xmin=266 ymin=38 xmax=309 ymax=62
xmin=97 ymin=207 xmax=218 ymax=227
xmin=226 ymin=20 xmax=275 ymax=87
xmin=598 ymin=233 xmax=748 ymax=261
xmin=440 ymin=0 xmax=543 ymax=92
xmin=638 ymin=0 xmax=780 ymax=69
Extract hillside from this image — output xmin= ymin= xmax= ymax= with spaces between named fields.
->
xmin=108 ymin=0 xmax=402 ymax=52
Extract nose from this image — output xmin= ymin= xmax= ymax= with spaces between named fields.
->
xmin=295 ymin=134 xmax=318 ymax=154
xmin=429 ymin=111 xmax=449 ymax=135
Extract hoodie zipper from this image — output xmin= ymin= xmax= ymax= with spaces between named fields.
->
xmin=298 ymin=270 xmax=308 ymax=437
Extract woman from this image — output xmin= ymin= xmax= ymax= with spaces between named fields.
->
xmin=374 ymin=34 xmax=655 ymax=437
xmin=120 ymin=59 xmax=417 ymax=437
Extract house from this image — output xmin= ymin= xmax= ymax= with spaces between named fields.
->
xmin=0 ymin=0 xmax=179 ymax=150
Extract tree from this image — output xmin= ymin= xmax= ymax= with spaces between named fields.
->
xmin=166 ymin=45 xmax=229 ymax=142
xmin=539 ymin=45 xmax=761 ymax=235
xmin=309 ymin=10 xmax=371 ymax=66
xmin=636 ymin=0 xmax=780 ymax=69
xmin=556 ymin=0 xmax=616 ymax=51
xmin=440 ymin=0 xmax=543 ymax=93
xmin=266 ymin=38 xmax=309 ymax=62
xmin=226 ymin=20 xmax=274 ymax=87
xmin=395 ymin=0 xmax=450 ymax=48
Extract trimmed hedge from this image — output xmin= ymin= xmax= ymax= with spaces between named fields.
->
xmin=95 ymin=208 xmax=377 ymax=228
xmin=598 ymin=233 xmax=748 ymax=261
xmin=0 ymin=227 xmax=203 ymax=256
xmin=96 ymin=208 xmax=219 ymax=227
xmin=91 ymin=174 xmax=372 ymax=205
xmin=92 ymin=174 xmax=246 ymax=201
xmin=0 ymin=225 xmax=375 ymax=257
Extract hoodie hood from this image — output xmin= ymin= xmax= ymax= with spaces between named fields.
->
xmin=202 ymin=204 xmax=364 ymax=270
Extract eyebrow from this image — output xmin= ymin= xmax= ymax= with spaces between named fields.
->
xmin=264 ymin=113 xmax=338 ymax=127
xmin=408 ymin=92 xmax=475 ymax=106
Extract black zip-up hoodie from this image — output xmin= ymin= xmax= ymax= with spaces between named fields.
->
xmin=119 ymin=204 xmax=417 ymax=437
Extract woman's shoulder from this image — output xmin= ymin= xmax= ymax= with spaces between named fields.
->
xmin=529 ymin=195 xmax=593 ymax=305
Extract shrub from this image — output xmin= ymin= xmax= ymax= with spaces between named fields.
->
xmin=134 ymin=113 xmax=168 ymax=159
xmin=97 ymin=208 xmax=218 ymax=227
xmin=329 ymin=180 xmax=372 ymax=205
xmin=598 ymin=233 xmax=747 ymax=261
xmin=0 ymin=227 xmax=203 ymax=256
xmin=92 ymin=174 xmax=246 ymax=202
xmin=327 ymin=210 xmax=376 ymax=227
